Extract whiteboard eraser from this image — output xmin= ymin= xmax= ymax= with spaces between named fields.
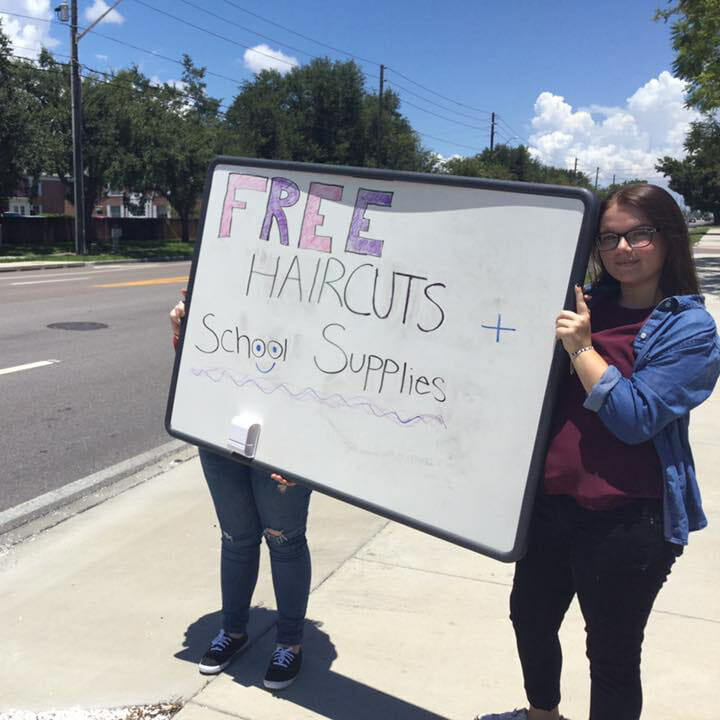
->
xmin=227 ymin=415 xmax=262 ymax=458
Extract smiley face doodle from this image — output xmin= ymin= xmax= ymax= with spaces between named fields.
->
xmin=252 ymin=338 xmax=287 ymax=373
xmin=193 ymin=314 xmax=289 ymax=373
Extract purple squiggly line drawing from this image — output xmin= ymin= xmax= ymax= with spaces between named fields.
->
xmin=190 ymin=367 xmax=447 ymax=429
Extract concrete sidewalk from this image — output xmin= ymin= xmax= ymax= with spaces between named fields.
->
xmin=695 ymin=226 xmax=720 ymax=253
xmin=1 ymin=285 xmax=719 ymax=719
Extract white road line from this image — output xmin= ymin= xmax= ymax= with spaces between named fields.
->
xmin=0 ymin=262 xmax=187 ymax=283
xmin=11 ymin=277 xmax=91 ymax=286
xmin=0 ymin=359 xmax=60 ymax=376
xmin=1 ymin=268 xmax=133 ymax=280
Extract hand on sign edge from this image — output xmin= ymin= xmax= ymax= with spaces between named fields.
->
xmin=555 ymin=284 xmax=592 ymax=354
xmin=271 ymin=472 xmax=297 ymax=489
xmin=170 ymin=288 xmax=187 ymax=339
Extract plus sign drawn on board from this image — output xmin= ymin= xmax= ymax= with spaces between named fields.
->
xmin=481 ymin=314 xmax=517 ymax=343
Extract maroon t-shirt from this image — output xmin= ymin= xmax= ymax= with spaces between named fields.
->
xmin=543 ymin=299 xmax=663 ymax=509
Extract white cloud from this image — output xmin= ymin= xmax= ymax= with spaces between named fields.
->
xmin=427 ymin=152 xmax=461 ymax=173
xmin=243 ymin=43 xmax=298 ymax=75
xmin=150 ymin=75 xmax=186 ymax=92
xmin=95 ymin=53 xmax=108 ymax=61
xmin=0 ymin=0 xmax=59 ymax=59
xmin=168 ymin=79 xmax=187 ymax=91
xmin=528 ymin=71 xmax=700 ymax=186
xmin=84 ymin=0 xmax=124 ymax=26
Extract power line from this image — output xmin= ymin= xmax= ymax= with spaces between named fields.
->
xmin=174 ymin=0 xmax=382 ymax=85
xmin=176 ymin=0 xmax=317 ymax=62
xmin=1 ymin=6 xmax=515 ymax=156
xmin=2 ymin=6 xmax=559 ymax=160
xmin=0 ymin=9 xmax=56 ymax=24
xmin=495 ymin=115 xmax=530 ymax=146
xmin=129 ymin=0 xmax=300 ymax=68
xmin=415 ymin=131 xmax=486 ymax=153
xmin=2 ymin=7 xmax=511 ymax=139
xmin=9 ymin=51 xmax=232 ymax=115
xmin=82 ymin=63 xmax=233 ymax=113
xmin=83 ymin=28 xmax=246 ymax=87
xmin=385 ymin=79 xmax=492 ymax=123
xmin=0 ymin=8 xmax=274 ymax=89
xmin=393 ymin=95 xmax=491 ymax=132
xmin=217 ymin=0 xmax=498 ymax=125
xmin=12 ymin=44 xmax=72 ymax=59
xmin=386 ymin=66 xmax=493 ymax=115
xmin=220 ymin=0 xmax=380 ymax=67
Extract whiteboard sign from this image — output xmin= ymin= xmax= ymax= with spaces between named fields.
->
xmin=166 ymin=158 xmax=597 ymax=560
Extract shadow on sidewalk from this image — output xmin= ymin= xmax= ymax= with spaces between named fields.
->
xmin=176 ymin=609 xmax=449 ymax=720
xmin=696 ymin=256 xmax=720 ymax=297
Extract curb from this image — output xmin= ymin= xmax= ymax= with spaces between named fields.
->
xmin=0 ymin=256 xmax=193 ymax=273
xmin=0 ymin=440 xmax=197 ymax=543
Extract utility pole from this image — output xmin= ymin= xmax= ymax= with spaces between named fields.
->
xmin=594 ymin=167 xmax=600 ymax=191
xmin=69 ymin=0 xmax=86 ymax=255
xmin=490 ymin=112 xmax=496 ymax=152
xmin=55 ymin=0 xmax=123 ymax=255
xmin=573 ymin=157 xmax=578 ymax=184
xmin=378 ymin=64 xmax=384 ymax=166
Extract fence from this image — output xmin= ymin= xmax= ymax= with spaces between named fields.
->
xmin=0 ymin=216 xmax=198 ymax=249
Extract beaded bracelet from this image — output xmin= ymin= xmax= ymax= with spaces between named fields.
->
xmin=570 ymin=345 xmax=593 ymax=360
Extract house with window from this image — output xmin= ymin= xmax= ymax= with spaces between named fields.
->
xmin=100 ymin=190 xmax=173 ymax=219
xmin=6 ymin=176 xmax=70 ymax=215
xmin=7 ymin=176 xmax=173 ymax=218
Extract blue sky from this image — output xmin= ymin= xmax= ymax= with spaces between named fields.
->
xmin=1 ymin=0 xmax=697 ymax=186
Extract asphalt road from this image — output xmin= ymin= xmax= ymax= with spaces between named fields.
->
xmin=0 ymin=261 xmax=191 ymax=513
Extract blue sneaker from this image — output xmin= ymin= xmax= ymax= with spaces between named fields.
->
xmin=263 ymin=646 xmax=302 ymax=689
xmin=198 ymin=629 xmax=249 ymax=674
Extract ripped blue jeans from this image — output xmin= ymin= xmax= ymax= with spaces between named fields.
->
xmin=199 ymin=448 xmax=312 ymax=646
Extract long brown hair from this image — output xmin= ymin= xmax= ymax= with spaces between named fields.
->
xmin=591 ymin=184 xmax=700 ymax=296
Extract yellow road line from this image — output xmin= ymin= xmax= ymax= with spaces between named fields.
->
xmin=94 ymin=276 xmax=189 ymax=288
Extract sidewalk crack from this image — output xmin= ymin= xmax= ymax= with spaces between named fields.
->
xmin=355 ymin=556 xmax=513 ymax=587
xmin=187 ymin=699 xmax=254 ymax=720
xmin=309 ymin=519 xmax=392 ymax=596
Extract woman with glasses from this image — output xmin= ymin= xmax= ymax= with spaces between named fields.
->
xmin=479 ymin=184 xmax=720 ymax=720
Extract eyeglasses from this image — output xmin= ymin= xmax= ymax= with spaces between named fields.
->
xmin=596 ymin=226 xmax=658 ymax=252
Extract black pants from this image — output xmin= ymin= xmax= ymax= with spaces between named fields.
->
xmin=510 ymin=494 xmax=679 ymax=720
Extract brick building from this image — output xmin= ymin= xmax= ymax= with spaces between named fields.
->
xmin=7 ymin=176 xmax=173 ymax=218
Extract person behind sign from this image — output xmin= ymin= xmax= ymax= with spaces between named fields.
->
xmin=170 ymin=293 xmax=311 ymax=690
xmin=478 ymin=184 xmax=720 ymax=720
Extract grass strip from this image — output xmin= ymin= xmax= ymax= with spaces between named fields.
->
xmin=0 ymin=240 xmax=193 ymax=263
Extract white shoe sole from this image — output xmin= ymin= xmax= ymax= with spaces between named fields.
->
xmin=263 ymin=674 xmax=299 ymax=690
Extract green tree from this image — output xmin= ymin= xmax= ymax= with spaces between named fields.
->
xmin=222 ymin=69 xmax=292 ymax=159
xmin=441 ymin=144 xmax=593 ymax=189
xmin=151 ymin=56 xmax=222 ymax=243
xmin=0 ymin=24 xmax=33 ymax=209
xmin=657 ymin=117 xmax=720 ymax=222
xmin=363 ymin=89 xmax=434 ymax=171
xmin=13 ymin=50 xmax=73 ymax=199
xmin=284 ymin=58 xmax=367 ymax=165
xmin=13 ymin=55 xmax=159 ymax=246
xmin=222 ymin=58 xmax=431 ymax=171
xmin=441 ymin=153 xmax=514 ymax=181
xmin=595 ymin=179 xmax=649 ymax=202
xmin=656 ymin=0 xmax=720 ymax=113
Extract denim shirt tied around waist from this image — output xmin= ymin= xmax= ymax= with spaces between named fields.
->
xmin=582 ymin=290 xmax=720 ymax=545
